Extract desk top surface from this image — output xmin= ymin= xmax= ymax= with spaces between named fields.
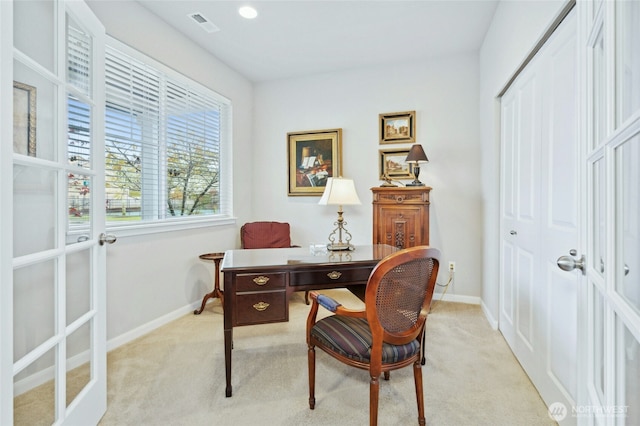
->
xmin=221 ymin=244 xmax=398 ymax=272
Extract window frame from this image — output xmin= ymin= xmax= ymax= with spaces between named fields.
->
xmin=99 ymin=37 xmax=234 ymax=238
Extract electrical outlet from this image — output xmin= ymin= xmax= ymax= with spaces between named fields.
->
xmin=448 ymin=261 xmax=456 ymax=272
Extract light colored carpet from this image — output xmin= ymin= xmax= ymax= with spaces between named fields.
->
xmin=16 ymin=290 xmax=556 ymax=425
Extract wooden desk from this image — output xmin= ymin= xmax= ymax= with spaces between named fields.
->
xmin=220 ymin=244 xmax=398 ymax=397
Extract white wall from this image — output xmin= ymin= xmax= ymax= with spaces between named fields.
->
xmin=253 ymin=53 xmax=482 ymax=299
xmin=79 ymin=0 xmax=568 ymax=342
xmin=86 ymin=1 xmax=254 ymax=342
xmin=479 ymin=0 xmax=569 ymax=326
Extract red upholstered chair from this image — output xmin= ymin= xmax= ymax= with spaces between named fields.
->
xmin=240 ymin=221 xmax=294 ymax=249
xmin=306 ymin=246 xmax=440 ymax=426
xmin=240 ymin=221 xmax=309 ymax=303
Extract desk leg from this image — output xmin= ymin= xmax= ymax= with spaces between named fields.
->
xmin=223 ymin=271 xmax=233 ymax=397
xmin=224 ymin=327 xmax=233 ymax=397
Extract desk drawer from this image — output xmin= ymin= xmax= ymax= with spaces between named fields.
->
xmin=290 ymin=266 xmax=372 ymax=287
xmin=235 ymin=272 xmax=286 ymax=292
xmin=235 ymin=291 xmax=287 ymax=325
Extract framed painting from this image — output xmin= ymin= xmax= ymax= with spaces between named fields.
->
xmin=13 ymin=81 xmax=37 ymax=156
xmin=379 ymin=148 xmax=413 ymax=180
xmin=379 ymin=110 xmax=415 ymax=144
xmin=288 ymin=128 xmax=342 ymax=196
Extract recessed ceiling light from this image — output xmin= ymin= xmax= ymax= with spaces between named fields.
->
xmin=238 ymin=6 xmax=258 ymax=19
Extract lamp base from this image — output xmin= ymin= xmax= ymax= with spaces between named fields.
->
xmin=327 ymin=242 xmax=355 ymax=251
xmin=406 ymin=164 xmax=425 ymax=187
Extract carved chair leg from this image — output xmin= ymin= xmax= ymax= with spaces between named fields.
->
xmin=413 ymin=360 xmax=426 ymax=426
xmin=308 ymin=345 xmax=316 ymax=409
xmin=370 ymin=375 xmax=380 ymax=426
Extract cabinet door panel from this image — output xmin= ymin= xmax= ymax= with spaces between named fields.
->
xmin=372 ymin=187 xmax=430 ymax=249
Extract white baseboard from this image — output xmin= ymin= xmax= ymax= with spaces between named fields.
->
xmin=14 ymin=301 xmax=200 ymax=397
xmin=433 ymin=291 xmax=481 ymax=305
xmin=480 ymin=300 xmax=499 ymax=330
xmin=107 ymin=302 xmax=200 ymax=352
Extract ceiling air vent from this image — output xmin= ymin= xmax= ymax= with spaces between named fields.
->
xmin=188 ymin=12 xmax=220 ymax=33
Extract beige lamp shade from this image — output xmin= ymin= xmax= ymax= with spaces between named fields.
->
xmin=318 ymin=177 xmax=361 ymax=206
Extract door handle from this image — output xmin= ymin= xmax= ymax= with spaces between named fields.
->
xmin=99 ymin=233 xmax=117 ymax=245
xmin=557 ymin=249 xmax=585 ymax=275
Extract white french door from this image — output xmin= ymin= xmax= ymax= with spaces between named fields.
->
xmin=500 ymin=8 xmax=580 ymax=424
xmin=1 ymin=1 xmax=107 ymax=425
xmin=581 ymin=0 xmax=640 ymax=425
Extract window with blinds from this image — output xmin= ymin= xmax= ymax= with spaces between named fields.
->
xmin=102 ymin=40 xmax=230 ymax=226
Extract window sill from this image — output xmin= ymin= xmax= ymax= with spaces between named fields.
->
xmin=106 ymin=216 xmax=237 ymax=238
xmin=67 ymin=216 xmax=237 ymax=241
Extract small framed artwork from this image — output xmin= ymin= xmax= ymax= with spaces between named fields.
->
xmin=13 ymin=81 xmax=37 ymax=156
xmin=379 ymin=148 xmax=413 ymax=180
xmin=288 ymin=128 xmax=342 ymax=196
xmin=379 ymin=110 xmax=415 ymax=144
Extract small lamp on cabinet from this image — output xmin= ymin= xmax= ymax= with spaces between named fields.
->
xmin=405 ymin=144 xmax=429 ymax=186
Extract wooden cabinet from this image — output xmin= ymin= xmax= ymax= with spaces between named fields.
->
xmin=371 ymin=187 xmax=431 ymax=249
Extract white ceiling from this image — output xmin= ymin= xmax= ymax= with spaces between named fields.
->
xmin=136 ymin=0 xmax=499 ymax=83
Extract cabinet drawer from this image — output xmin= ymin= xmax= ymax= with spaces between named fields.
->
xmin=234 ymin=291 xmax=287 ymax=325
xmin=374 ymin=192 xmax=428 ymax=205
xmin=290 ymin=266 xmax=372 ymax=287
xmin=235 ymin=272 xmax=286 ymax=292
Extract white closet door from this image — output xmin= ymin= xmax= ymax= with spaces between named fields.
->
xmin=500 ymin=10 xmax=579 ymax=424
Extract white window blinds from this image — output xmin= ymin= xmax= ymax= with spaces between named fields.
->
xmin=104 ymin=41 xmax=230 ymax=225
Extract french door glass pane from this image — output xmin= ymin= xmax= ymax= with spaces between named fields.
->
xmin=593 ymin=156 xmax=606 ymax=278
xmin=13 ymin=165 xmax=56 ymax=257
xmin=67 ymin=92 xmax=93 ymax=245
xmin=66 ymin=322 xmax=92 ymax=406
xmin=13 ymin=61 xmax=58 ymax=161
xmin=66 ymin=250 xmax=91 ymax=326
xmin=615 ymin=135 xmax=640 ymax=315
xmin=592 ymin=287 xmax=605 ymax=401
xmin=13 ymin=0 xmax=55 ymax=73
xmin=67 ymin=174 xmax=92 ymax=227
xmin=13 ymin=260 xmax=55 ymax=369
xmin=67 ymin=13 xmax=92 ymax=97
xmin=618 ymin=319 xmax=639 ymax=424
xmin=616 ymin=0 xmax=640 ymax=126
xmin=593 ymin=27 xmax=606 ymax=148
xmin=68 ymin=94 xmax=92 ymax=169
xmin=13 ymin=347 xmax=56 ymax=426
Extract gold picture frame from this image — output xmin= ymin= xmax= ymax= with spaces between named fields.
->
xmin=379 ymin=148 xmax=414 ymax=180
xmin=13 ymin=81 xmax=37 ymax=156
xmin=379 ymin=110 xmax=415 ymax=144
xmin=288 ymin=128 xmax=342 ymax=196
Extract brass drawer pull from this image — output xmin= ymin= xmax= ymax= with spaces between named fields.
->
xmin=327 ymin=271 xmax=342 ymax=280
xmin=253 ymin=276 xmax=270 ymax=285
xmin=253 ymin=301 xmax=270 ymax=311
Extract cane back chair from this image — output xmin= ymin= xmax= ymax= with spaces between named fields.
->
xmin=306 ymin=246 xmax=440 ymax=426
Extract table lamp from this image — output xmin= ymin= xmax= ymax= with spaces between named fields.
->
xmin=405 ymin=144 xmax=429 ymax=186
xmin=318 ymin=177 xmax=361 ymax=251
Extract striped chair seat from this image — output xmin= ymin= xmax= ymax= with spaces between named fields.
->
xmin=311 ymin=315 xmax=420 ymax=364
